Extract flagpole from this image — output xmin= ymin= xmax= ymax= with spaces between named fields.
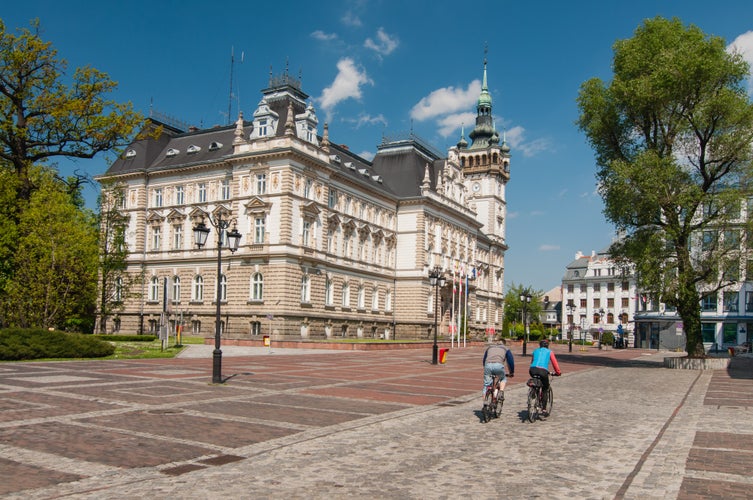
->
xmin=451 ymin=268 xmax=456 ymax=348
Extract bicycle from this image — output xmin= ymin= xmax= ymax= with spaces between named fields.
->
xmin=526 ymin=372 xmax=554 ymax=423
xmin=482 ymin=374 xmax=505 ymax=423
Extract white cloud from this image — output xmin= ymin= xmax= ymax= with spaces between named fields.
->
xmin=437 ymin=112 xmax=476 ymax=138
xmin=341 ymin=11 xmax=362 ymax=27
xmin=317 ymin=58 xmax=373 ymax=119
xmin=311 ymin=30 xmax=338 ymax=42
xmin=728 ymin=31 xmax=753 ymax=94
xmin=364 ymin=28 xmax=399 ymax=57
xmin=530 ymin=210 xmax=545 ymax=217
xmin=504 ymin=125 xmax=552 ymax=157
xmin=410 ymin=80 xmax=481 ymax=121
xmin=355 ymin=113 xmax=388 ymax=128
xmin=540 ymin=244 xmax=560 ymax=252
xmin=358 ymin=150 xmax=375 ymax=161
xmin=507 ymin=211 xmax=519 ymax=219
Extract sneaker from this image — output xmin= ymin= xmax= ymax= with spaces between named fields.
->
xmin=499 ymin=390 xmax=505 ymax=401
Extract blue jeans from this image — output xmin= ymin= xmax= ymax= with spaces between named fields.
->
xmin=483 ymin=362 xmax=506 ymax=396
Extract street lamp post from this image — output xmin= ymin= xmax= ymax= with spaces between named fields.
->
xmin=194 ymin=214 xmax=241 ymax=384
xmin=520 ymin=292 xmax=532 ymax=356
xmin=598 ymin=308 xmax=605 ymax=350
xmin=428 ymin=266 xmax=446 ymax=365
xmin=566 ymin=301 xmax=575 ymax=353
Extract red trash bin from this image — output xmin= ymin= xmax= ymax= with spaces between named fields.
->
xmin=439 ymin=348 xmax=449 ymax=364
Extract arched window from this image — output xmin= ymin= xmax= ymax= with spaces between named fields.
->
xmin=172 ymin=276 xmax=181 ymax=302
xmin=301 ymin=275 xmax=311 ymax=303
xmin=193 ymin=275 xmax=204 ymax=301
xmin=357 ymin=285 xmax=365 ymax=309
xmin=372 ymin=287 xmax=379 ymax=310
xmin=149 ymin=276 xmax=159 ymax=302
xmin=342 ymin=282 xmax=350 ymax=308
xmin=325 ymin=277 xmax=333 ymax=305
xmin=251 ymin=273 xmax=264 ymax=301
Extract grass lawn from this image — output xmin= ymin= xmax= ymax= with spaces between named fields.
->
xmin=104 ymin=335 xmax=205 ymax=360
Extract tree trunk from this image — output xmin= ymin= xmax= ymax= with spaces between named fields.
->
xmin=678 ymin=278 xmax=706 ymax=358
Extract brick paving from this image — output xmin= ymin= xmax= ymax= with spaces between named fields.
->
xmin=0 ymin=344 xmax=750 ymax=498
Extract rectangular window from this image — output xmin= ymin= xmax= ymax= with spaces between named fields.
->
xmin=198 ymin=183 xmax=207 ymax=203
xmin=175 ymin=185 xmax=184 ymax=205
xmin=580 ymin=298 xmax=587 ymax=308
xmin=621 ymin=297 xmax=629 ymax=308
xmin=746 ymin=291 xmax=753 ymax=312
xmin=701 ymin=293 xmax=717 ymax=312
xmin=701 ymin=323 xmax=716 ymax=343
xmin=221 ymin=179 xmax=231 ymax=200
xmin=328 ymin=188 xmax=337 ymax=209
xmin=723 ymin=230 xmax=740 ymax=250
xmin=593 ymin=283 xmax=601 ymax=292
xmin=723 ymin=259 xmax=740 ymax=281
xmin=702 ymin=230 xmax=716 ymax=250
xmin=151 ymin=227 xmax=161 ymax=250
xmin=154 ymin=188 xmax=163 ymax=207
xmin=259 ymin=119 xmax=268 ymax=137
xmin=622 ymin=281 xmax=629 ymax=290
xmin=593 ymin=298 xmax=601 ymax=309
xmin=723 ymin=291 xmax=739 ymax=312
xmin=567 ymin=284 xmax=574 ymax=293
xmin=607 ymin=298 xmax=614 ymax=308
xmin=256 ymin=174 xmax=267 ymax=194
xmin=302 ymin=220 xmax=311 ymax=247
xmin=304 ymin=179 xmax=312 ymax=199
xmin=723 ymin=323 xmax=737 ymax=344
xmin=607 ymin=282 xmax=614 ymax=292
xmin=173 ymin=225 xmax=182 ymax=250
xmin=254 ymin=217 xmax=265 ymax=244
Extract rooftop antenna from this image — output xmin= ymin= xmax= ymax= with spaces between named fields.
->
xmin=227 ymin=47 xmax=244 ymax=125
xmin=227 ymin=47 xmax=234 ymax=125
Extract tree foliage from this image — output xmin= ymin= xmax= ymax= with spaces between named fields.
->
xmin=0 ymin=19 xmax=143 ymax=330
xmin=0 ymin=18 xmax=142 ymax=202
xmin=0 ymin=169 xmax=98 ymax=329
xmin=577 ymin=17 xmax=753 ymax=357
xmin=503 ymin=283 xmax=542 ymax=330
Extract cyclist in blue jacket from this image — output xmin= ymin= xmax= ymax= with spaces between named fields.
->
xmin=529 ymin=340 xmax=561 ymax=415
xmin=482 ymin=338 xmax=515 ymax=405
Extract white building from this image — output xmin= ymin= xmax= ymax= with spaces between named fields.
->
xmin=561 ymin=248 xmax=636 ymax=347
xmin=96 ymin=60 xmax=510 ymax=341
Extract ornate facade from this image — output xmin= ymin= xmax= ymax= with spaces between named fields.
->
xmin=97 ymin=62 xmax=510 ymax=341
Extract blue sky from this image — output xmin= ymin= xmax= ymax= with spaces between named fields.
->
xmin=5 ymin=0 xmax=753 ymax=293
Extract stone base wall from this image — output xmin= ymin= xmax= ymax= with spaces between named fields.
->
xmin=664 ymin=356 xmax=731 ymax=370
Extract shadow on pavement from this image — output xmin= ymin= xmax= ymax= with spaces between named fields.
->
xmin=556 ymin=353 xmax=666 ymax=369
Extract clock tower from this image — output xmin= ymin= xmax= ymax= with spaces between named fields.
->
xmin=455 ymin=54 xmax=510 ymax=246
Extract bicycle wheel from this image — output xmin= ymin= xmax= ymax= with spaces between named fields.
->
xmin=527 ymin=387 xmax=538 ymax=422
xmin=494 ymin=390 xmax=504 ymax=418
xmin=544 ymin=387 xmax=554 ymax=416
xmin=482 ymin=390 xmax=494 ymax=423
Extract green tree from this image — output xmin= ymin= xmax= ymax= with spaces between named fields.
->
xmin=0 ymin=19 xmax=142 ymax=202
xmin=96 ymin=182 xmax=141 ymax=333
xmin=0 ymin=170 xmax=98 ymax=329
xmin=577 ymin=17 xmax=753 ymax=357
xmin=503 ymin=283 xmax=542 ymax=331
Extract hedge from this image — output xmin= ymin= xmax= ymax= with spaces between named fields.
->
xmin=0 ymin=328 xmax=115 ymax=361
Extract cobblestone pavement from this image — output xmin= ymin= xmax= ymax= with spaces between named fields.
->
xmin=0 ymin=344 xmax=750 ymax=499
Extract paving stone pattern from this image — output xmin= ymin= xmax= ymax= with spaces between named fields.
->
xmin=0 ymin=345 xmax=750 ymax=499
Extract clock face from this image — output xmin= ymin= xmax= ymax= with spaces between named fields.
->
xmin=472 ymin=182 xmax=481 ymax=192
